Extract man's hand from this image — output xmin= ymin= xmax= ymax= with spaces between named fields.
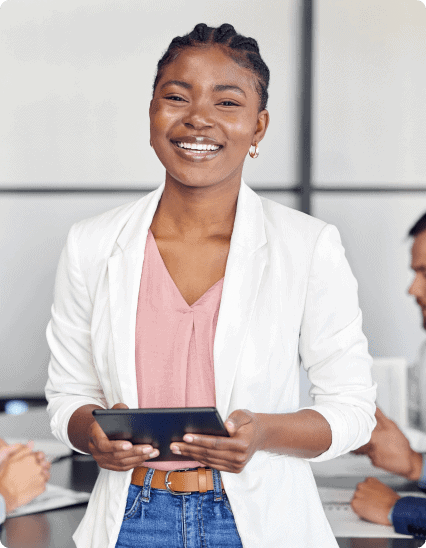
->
xmin=170 ymin=409 xmax=263 ymax=473
xmin=88 ymin=403 xmax=160 ymax=471
xmin=0 ymin=444 xmax=51 ymax=513
xmin=352 ymin=407 xmax=423 ymax=480
xmin=351 ymin=477 xmax=400 ymax=526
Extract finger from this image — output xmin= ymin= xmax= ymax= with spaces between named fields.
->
xmin=111 ymin=403 xmax=130 ymax=410
xmin=107 ymin=445 xmax=158 ymax=461
xmin=90 ymin=421 xmax=133 ymax=453
xmin=171 ymin=443 xmax=246 ymax=468
xmin=7 ymin=445 xmax=34 ymax=462
xmin=180 ymin=434 xmax=240 ymax=451
xmin=105 ymin=451 xmax=160 ymax=468
xmin=34 ymin=451 xmax=46 ymax=462
xmin=225 ymin=409 xmax=253 ymax=436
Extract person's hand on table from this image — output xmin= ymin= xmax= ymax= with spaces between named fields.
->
xmin=351 ymin=477 xmax=400 ymax=526
xmin=0 ymin=443 xmax=51 ymax=513
xmin=351 ymin=407 xmax=422 ymax=480
xmin=170 ymin=409 xmax=263 ymax=473
xmin=88 ymin=403 xmax=160 ymax=471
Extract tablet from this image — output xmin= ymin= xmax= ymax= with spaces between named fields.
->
xmin=92 ymin=407 xmax=229 ymax=462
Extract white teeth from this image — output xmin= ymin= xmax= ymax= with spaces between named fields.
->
xmin=176 ymin=142 xmax=220 ymax=151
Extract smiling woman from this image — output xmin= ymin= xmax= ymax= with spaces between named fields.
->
xmin=45 ymin=23 xmax=377 ymax=548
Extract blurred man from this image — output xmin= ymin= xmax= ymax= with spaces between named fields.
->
xmin=0 ymin=439 xmax=50 ymax=525
xmin=351 ymin=212 xmax=426 ymax=539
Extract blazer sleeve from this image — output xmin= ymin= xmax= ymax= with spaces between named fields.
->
xmin=392 ymin=496 xmax=426 ymax=539
xmin=45 ymin=224 xmax=107 ymax=454
xmin=298 ymin=224 xmax=377 ymax=461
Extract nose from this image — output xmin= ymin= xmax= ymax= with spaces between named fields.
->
xmin=408 ymin=273 xmax=423 ymax=298
xmin=183 ymin=100 xmax=214 ymax=131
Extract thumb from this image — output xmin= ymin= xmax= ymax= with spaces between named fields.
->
xmin=225 ymin=409 xmax=254 ymax=436
xmin=111 ymin=402 xmax=129 ymax=410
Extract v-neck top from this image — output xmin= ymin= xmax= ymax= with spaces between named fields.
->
xmin=135 ymin=229 xmax=224 ymax=470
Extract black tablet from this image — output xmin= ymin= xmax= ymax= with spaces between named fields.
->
xmin=92 ymin=407 xmax=229 ymax=462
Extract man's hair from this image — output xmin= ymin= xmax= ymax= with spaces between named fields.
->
xmin=153 ymin=23 xmax=270 ymax=112
xmin=409 ymin=212 xmax=426 ymax=237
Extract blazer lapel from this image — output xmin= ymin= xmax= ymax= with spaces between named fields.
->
xmin=107 ymin=184 xmax=165 ymax=406
xmin=214 ymin=181 xmax=267 ymax=420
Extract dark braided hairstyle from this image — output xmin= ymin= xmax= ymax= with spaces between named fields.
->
xmin=153 ymin=23 xmax=270 ymax=111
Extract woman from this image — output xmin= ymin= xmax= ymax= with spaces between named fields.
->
xmin=45 ymin=23 xmax=376 ymax=548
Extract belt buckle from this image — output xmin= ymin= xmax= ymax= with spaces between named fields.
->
xmin=164 ymin=468 xmax=191 ymax=496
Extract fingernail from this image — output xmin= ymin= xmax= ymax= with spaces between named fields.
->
xmin=171 ymin=446 xmax=181 ymax=454
xmin=184 ymin=435 xmax=193 ymax=443
xmin=122 ymin=442 xmax=132 ymax=450
xmin=149 ymin=450 xmax=159 ymax=458
xmin=142 ymin=446 xmax=153 ymax=454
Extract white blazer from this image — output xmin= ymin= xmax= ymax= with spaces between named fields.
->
xmin=45 ymin=180 xmax=376 ymax=548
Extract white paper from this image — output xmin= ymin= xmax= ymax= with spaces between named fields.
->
xmin=6 ymin=484 xmax=90 ymax=518
xmin=318 ymin=487 xmax=426 ymax=538
xmin=4 ymin=438 xmax=71 ymax=461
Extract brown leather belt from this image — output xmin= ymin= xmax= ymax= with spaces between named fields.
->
xmin=131 ymin=466 xmax=223 ymax=495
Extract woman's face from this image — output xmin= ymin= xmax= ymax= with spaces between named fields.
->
xmin=149 ymin=45 xmax=269 ymax=190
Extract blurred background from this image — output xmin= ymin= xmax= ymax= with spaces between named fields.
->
xmin=0 ymin=0 xmax=425 ymax=408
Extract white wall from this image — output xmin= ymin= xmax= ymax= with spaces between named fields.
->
xmin=0 ymin=0 xmax=301 ymax=188
xmin=313 ymin=0 xmax=426 ymax=186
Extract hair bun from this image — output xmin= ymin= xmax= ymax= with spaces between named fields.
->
xmin=214 ymin=24 xmax=237 ymax=44
xmin=190 ymin=23 xmax=210 ymax=42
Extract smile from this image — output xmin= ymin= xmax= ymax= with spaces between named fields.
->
xmin=175 ymin=142 xmax=221 ymax=152
xmin=171 ymin=140 xmax=223 ymax=162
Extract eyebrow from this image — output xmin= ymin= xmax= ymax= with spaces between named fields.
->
xmin=160 ymin=81 xmax=246 ymax=96
xmin=160 ymin=80 xmax=192 ymax=90
xmin=213 ymin=84 xmax=246 ymax=96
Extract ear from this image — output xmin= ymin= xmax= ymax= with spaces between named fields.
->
xmin=253 ymin=109 xmax=270 ymax=145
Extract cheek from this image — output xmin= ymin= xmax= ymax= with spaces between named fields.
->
xmin=224 ymin=118 xmax=256 ymax=145
xmin=150 ymin=107 xmax=177 ymax=136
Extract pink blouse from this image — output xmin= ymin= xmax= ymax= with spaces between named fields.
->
xmin=135 ymin=229 xmax=224 ymax=470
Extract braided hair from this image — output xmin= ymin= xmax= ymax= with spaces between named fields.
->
xmin=153 ymin=23 xmax=270 ymax=111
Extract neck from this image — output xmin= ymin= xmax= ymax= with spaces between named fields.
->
xmin=151 ymin=176 xmax=241 ymax=240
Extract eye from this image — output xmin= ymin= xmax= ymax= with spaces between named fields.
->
xmin=165 ymin=95 xmax=187 ymax=102
xmin=218 ymin=100 xmax=239 ymax=107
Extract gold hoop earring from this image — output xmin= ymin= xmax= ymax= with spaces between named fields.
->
xmin=249 ymin=144 xmax=259 ymax=159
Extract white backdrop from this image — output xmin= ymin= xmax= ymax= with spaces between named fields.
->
xmin=0 ymin=0 xmax=301 ymax=187
xmin=313 ymin=0 xmax=426 ymax=186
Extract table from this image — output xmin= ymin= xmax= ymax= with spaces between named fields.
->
xmin=1 ymin=410 xmax=425 ymax=547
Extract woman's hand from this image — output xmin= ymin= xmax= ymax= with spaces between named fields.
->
xmin=88 ymin=403 xmax=160 ymax=471
xmin=351 ymin=477 xmax=400 ymax=526
xmin=170 ymin=409 xmax=263 ymax=473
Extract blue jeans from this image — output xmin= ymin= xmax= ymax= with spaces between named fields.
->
xmin=115 ymin=468 xmax=243 ymax=548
